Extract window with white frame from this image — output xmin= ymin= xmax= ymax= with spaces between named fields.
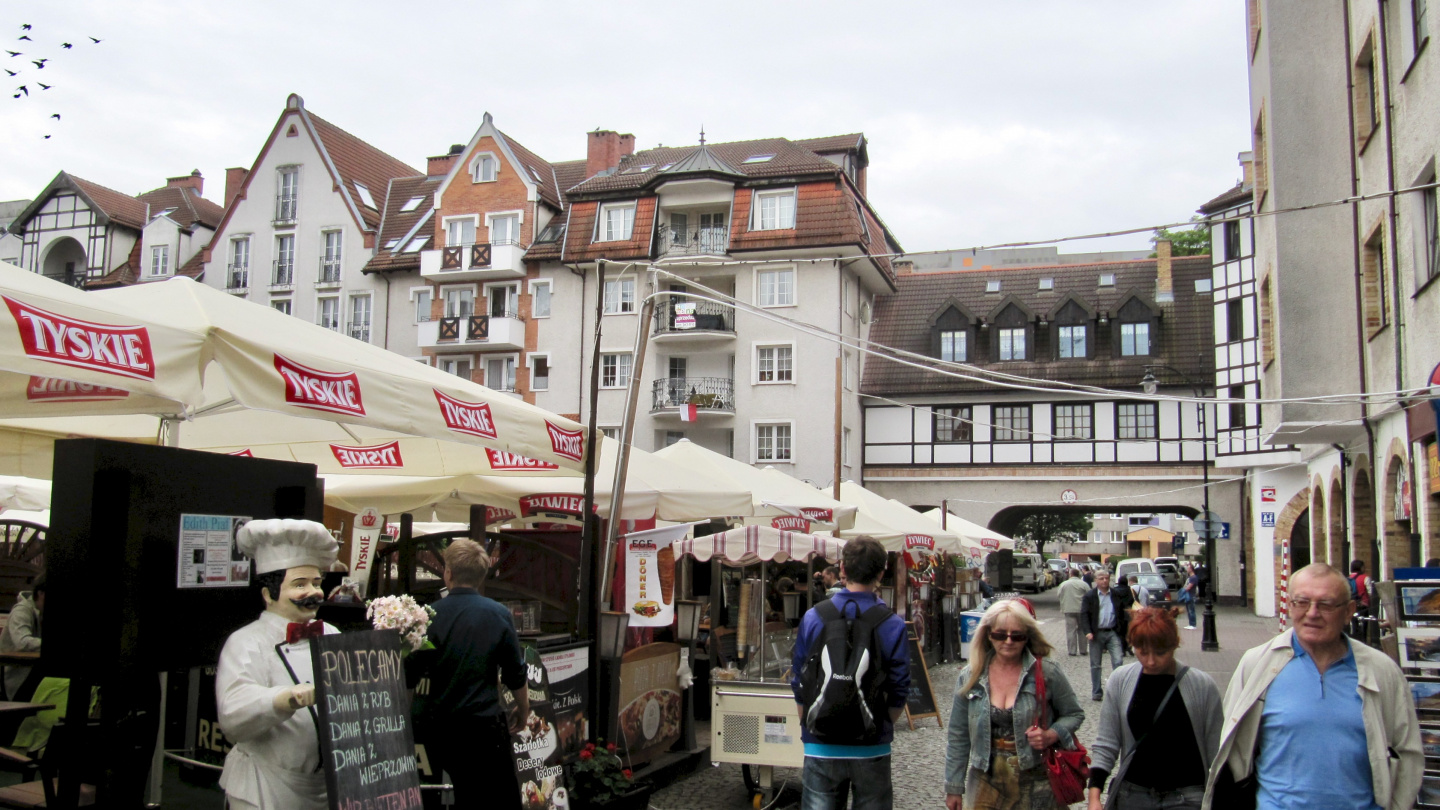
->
xmin=755 ymin=345 xmax=793 ymax=383
xmin=1057 ymin=325 xmax=1086 ymax=358
xmin=1424 ymin=180 xmax=1439 ymax=283
xmin=488 ymin=284 xmax=519 ymax=318
xmin=276 ymin=166 xmax=299 ymax=221
xmin=271 ymin=298 xmax=292 ymax=316
xmin=530 ymin=355 xmax=550 ymax=391
xmin=1053 ymin=404 xmax=1093 ymax=440
xmin=317 ymin=297 xmax=340 ymax=331
xmin=443 ymin=287 xmax=474 ymax=318
xmin=490 ymin=214 xmax=520 ymax=246
xmin=843 ymin=427 xmax=852 ymax=466
xmin=531 ymin=281 xmax=551 ymax=318
xmin=228 ymin=236 xmax=250 ymax=284
xmin=993 ymin=406 xmax=1031 ymax=442
xmin=940 ymin=330 xmax=967 ymax=362
xmin=471 ymin=153 xmax=498 ymax=183
xmin=998 ymin=327 xmax=1026 ymax=361
xmin=596 ymin=203 xmax=636 ymax=242
xmin=755 ymin=423 xmax=792 ymax=462
xmin=1120 ymin=322 xmax=1151 ymax=356
xmin=440 ymin=357 xmax=472 ymax=379
xmin=934 ymin=406 xmax=972 ymax=443
xmin=756 ymin=267 xmax=795 ymax=307
xmin=603 ymin=278 xmax=636 ymax=314
xmin=485 ymin=356 xmax=517 ymax=392
xmin=348 ymin=295 xmax=372 ymax=342
xmin=601 ymin=353 xmax=632 ymax=388
xmin=320 ymin=230 xmax=342 ymax=283
xmin=664 ymin=430 xmax=686 ymax=447
xmin=148 ymin=245 xmax=170 ymax=278
xmin=446 ymin=217 xmax=476 ymax=247
xmin=843 ymin=350 xmax=854 ymax=390
xmin=1117 ymin=403 xmax=1157 ymax=439
xmin=753 ymin=189 xmax=797 ymax=230
xmin=414 ymin=289 xmax=432 ymax=323
xmin=600 ymin=427 xmax=619 ymax=441
xmin=274 ymin=235 xmax=295 ymax=285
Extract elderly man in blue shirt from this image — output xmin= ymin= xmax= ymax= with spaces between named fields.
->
xmin=1202 ymin=563 xmax=1421 ymax=810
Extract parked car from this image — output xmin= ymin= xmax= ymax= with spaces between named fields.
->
xmin=1114 ymin=558 xmax=1157 ymax=583
xmin=1153 ymin=556 xmax=1179 ymax=569
xmin=1131 ymin=572 xmax=1175 ymax=608
xmin=1046 ymin=558 xmax=1071 ymax=578
xmin=1011 ymin=553 xmax=1046 ymax=593
xmin=1155 ymin=563 xmax=1182 ymax=590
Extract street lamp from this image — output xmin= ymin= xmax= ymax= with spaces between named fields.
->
xmin=1141 ymin=365 xmax=1219 ymax=652
xmin=673 ymin=600 xmax=702 ymax=753
xmin=598 ymin=610 xmax=631 ymax=744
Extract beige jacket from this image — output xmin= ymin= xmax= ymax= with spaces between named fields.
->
xmin=1200 ymin=629 xmax=1421 ymax=810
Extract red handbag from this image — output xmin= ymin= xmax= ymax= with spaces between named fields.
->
xmin=1033 ymin=658 xmax=1090 ymax=806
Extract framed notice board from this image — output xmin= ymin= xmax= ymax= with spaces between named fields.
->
xmin=903 ymin=622 xmax=943 ymax=730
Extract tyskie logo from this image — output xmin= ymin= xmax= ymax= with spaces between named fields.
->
xmin=25 ymin=376 xmax=129 ymax=402
xmin=519 ymin=493 xmax=586 ymax=518
xmin=5 ymin=296 xmax=155 ymax=380
xmin=329 ymin=440 xmax=403 ymax=469
xmin=227 ymin=449 xmax=254 ymax=458
xmin=485 ymin=449 xmax=559 ymax=471
xmin=904 ymin=534 xmax=935 ymax=551
xmin=434 ymin=389 xmax=497 ymax=439
xmin=771 ymin=516 xmax=811 ymax=532
xmin=274 ymin=354 xmax=365 ymax=417
xmin=546 ymin=421 xmax=584 ymax=462
xmin=798 ymin=508 xmax=834 ymax=523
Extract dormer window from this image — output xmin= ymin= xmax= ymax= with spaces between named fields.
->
xmin=1115 ymin=296 xmax=1158 ymax=356
xmin=753 ymin=188 xmax=796 ymax=230
xmin=471 ymin=153 xmax=498 ymax=183
xmin=929 ymin=304 xmax=973 ymax=362
xmin=1053 ymin=299 xmax=1091 ymax=359
xmin=1121 ymin=322 xmax=1150 ymax=355
xmin=991 ymin=303 xmax=1032 ymax=361
xmin=940 ymin=330 xmax=967 ymax=362
xmin=998 ymin=327 xmax=1026 ymax=360
xmin=596 ymin=202 xmax=636 ymax=242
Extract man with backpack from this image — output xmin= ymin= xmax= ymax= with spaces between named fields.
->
xmin=792 ymin=537 xmax=911 ymax=810
xmin=1348 ymin=559 xmax=1372 ymax=638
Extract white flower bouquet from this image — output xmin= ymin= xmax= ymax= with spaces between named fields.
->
xmin=366 ymin=594 xmax=436 ymax=654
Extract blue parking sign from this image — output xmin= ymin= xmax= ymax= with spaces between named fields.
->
xmin=1261 ymin=512 xmax=1276 ymax=528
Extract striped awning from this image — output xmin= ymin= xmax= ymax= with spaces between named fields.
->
xmin=672 ymin=524 xmax=845 ymax=564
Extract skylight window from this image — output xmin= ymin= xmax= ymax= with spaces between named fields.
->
xmin=1099 ymin=273 xmax=1116 ymax=286
xmin=400 ymin=197 xmax=424 ymax=212
xmin=154 ymin=207 xmax=177 ymax=219
xmin=1038 ymin=278 xmax=1054 ymax=290
xmin=658 ymin=163 xmax=675 ymax=171
xmin=354 ymin=183 xmax=377 ymax=209
xmin=404 ymin=236 xmax=429 ymax=253
xmin=529 ymin=167 xmax=544 ymax=182
xmin=620 ymin=164 xmax=655 ymax=175
xmin=742 ymin=154 xmax=775 ymax=164
xmin=985 ymin=280 xmax=1001 ymax=293
xmin=1195 ymin=279 xmax=1213 ymax=293
xmin=384 ymin=238 xmax=402 ymax=250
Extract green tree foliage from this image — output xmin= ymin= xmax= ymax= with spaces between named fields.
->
xmin=1151 ymin=216 xmax=1210 ymax=257
xmin=1013 ymin=512 xmax=1094 ymax=557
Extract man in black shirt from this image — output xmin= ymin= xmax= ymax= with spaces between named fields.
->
xmin=414 ymin=539 xmax=528 ymax=810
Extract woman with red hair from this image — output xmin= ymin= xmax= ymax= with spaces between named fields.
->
xmin=1085 ymin=607 xmax=1223 ymax=810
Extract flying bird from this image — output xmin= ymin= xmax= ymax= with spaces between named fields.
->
xmin=88 ymin=36 xmax=101 ymax=43
xmin=49 ymin=113 xmax=58 ymax=120
xmin=43 ymin=134 xmax=50 ymax=140
xmin=14 ymin=85 xmax=25 ymax=96
xmin=20 ymin=25 xmax=30 ymax=31
xmin=5 ymin=51 xmax=19 ymax=57
xmin=60 ymin=43 xmax=71 ymax=49
xmin=3 ymin=69 xmax=14 ymax=76
xmin=17 ymin=35 xmax=30 ymax=42
xmin=37 ymin=82 xmax=49 ymax=90
xmin=31 ymin=59 xmax=45 ymax=68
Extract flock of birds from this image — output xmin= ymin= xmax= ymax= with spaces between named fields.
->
xmin=9 ymin=23 xmax=102 ymax=139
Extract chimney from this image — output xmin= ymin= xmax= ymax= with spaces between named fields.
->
xmin=428 ymin=144 xmax=465 ymax=177
xmin=1238 ymin=150 xmax=1255 ymax=189
xmin=224 ymin=167 xmax=249 ymax=208
xmin=895 ymin=260 xmax=914 ymax=276
xmin=166 ymin=169 xmax=204 ymax=195
xmin=586 ymin=130 xmax=636 ymax=178
xmin=1155 ymin=239 xmax=1173 ymax=303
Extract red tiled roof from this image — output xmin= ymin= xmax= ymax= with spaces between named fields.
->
xmin=307 ymin=111 xmax=419 ymax=230
xmin=502 ymin=132 xmax=562 ymax=210
xmin=178 ymin=250 xmax=205 ymax=278
xmin=552 ymin=160 xmax=587 ymax=201
xmin=69 ymin=175 xmax=149 ymax=230
xmin=565 ymin=137 xmax=842 ymax=196
xmin=561 ymin=198 xmax=658 ymax=261
xmin=136 ymin=185 xmax=225 ymax=230
xmin=1198 ymin=183 xmax=1252 ymax=215
xmin=363 ymin=174 xmax=437 ymax=274
xmin=792 ymin=133 xmax=864 ymax=154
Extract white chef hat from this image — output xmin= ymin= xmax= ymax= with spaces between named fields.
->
xmin=236 ymin=519 xmax=338 ymax=575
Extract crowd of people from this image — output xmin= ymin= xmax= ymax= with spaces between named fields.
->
xmin=787 ymin=554 xmax=1422 ymax=810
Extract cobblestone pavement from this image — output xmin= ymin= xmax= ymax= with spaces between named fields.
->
xmin=650 ymin=588 xmax=1275 ymax=809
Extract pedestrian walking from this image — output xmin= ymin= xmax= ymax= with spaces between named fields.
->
xmin=1126 ymin=574 xmax=1151 ymax=610
xmin=1057 ymin=569 xmax=1090 ymax=656
xmin=1348 ymin=559 xmax=1372 ymax=638
xmin=1179 ymin=568 xmax=1199 ymax=629
xmin=1080 ymin=570 xmax=1127 ymax=701
xmin=792 ymin=537 xmax=909 ymax=810
xmin=1112 ymin=575 xmax=1135 ymax=657
xmin=1202 ymin=563 xmax=1422 ymax=810
xmin=1086 ymin=607 xmax=1222 ymax=810
xmin=1195 ymin=563 xmax=1209 ymax=600
xmin=943 ymin=599 xmax=1086 ymax=810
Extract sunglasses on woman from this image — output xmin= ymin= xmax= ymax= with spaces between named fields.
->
xmin=988 ymin=631 xmax=1028 ymax=643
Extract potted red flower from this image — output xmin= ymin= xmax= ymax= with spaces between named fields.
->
xmin=570 ymin=739 xmax=651 ymax=810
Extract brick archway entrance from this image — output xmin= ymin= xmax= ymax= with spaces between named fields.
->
xmin=1272 ymin=485 xmax=1311 ymax=615
xmin=1353 ymin=468 xmax=1378 ymax=576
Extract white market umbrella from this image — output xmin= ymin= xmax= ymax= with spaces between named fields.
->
xmin=918 ymin=507 xmax=1014 ymax=553
xmin=0 ymin=475 xmax=50 ymax=512
xmin=652 ymin=440 xmax=857 ymax=530
xmin=835 ymin=481 xmax=963 ymax=554
xmin=672 ymin=525 xmax=846 ymax=565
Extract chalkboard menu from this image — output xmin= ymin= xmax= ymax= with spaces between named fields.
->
xmin=903 ymin=622 xmax=943 ymax=730
xmin=311 ymin=630 xmax=423 ymax=810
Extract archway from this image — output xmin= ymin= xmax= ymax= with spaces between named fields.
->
xmin=1329 ymin=477 xmax=1345 ymax=567
xmin=1384 ymin=454 xmax=1414 ymax=575
xmin=40 ymin=237 xmax=85 ymax=286
xmin=1292 ymin=510 xmax=1312 ymax=571
xmin=1270 ymin=485 xmax=1311 ymax=615
xmin=1310 ymin=480 xmax=1327 ymax=568
xmin=1353 ymin=468 xmax=1378 ymax=577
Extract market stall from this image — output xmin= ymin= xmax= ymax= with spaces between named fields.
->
xmin=653 ymin=440 xmax=858 ymax=531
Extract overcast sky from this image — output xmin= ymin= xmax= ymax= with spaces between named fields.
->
xmin=1 ymin=1 xmax=1249 ymax=254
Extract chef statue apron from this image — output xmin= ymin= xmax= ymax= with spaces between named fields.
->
xmin=216 ymin=519 xmax=339 ymax=810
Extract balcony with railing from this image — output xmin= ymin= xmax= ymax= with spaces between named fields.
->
xmin=651 ymin=377 xmax=735 ymax=417
xmin=316 ymin=260 xmax=342 ymax=288
xmin=652 ymin=298 xmax=736 ymax=341
xmin=348 ymin=322 xmax=371 ymax=344
xmin=226 ymin=265 xmax=249 ymax=294
xmin=417 ymin=309 xmax=525 ymax=352
xmin=274 ymin=196 xmax=298 ymax=225
xmin=420 ymin=238 xmax=525 ymax=281
xmin=270 ymin=261 xmax=295 ymax=291
xmin=657 ymin=226 xmax=729 ymax=260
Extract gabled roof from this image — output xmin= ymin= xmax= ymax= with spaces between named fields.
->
xmin=1198 ymin=182 xmax=1253 ymax=215
xmin=6 ymin=172 xmax=148 ymax=232
xmin=136 ymin=184 xmax=224 ymax=231
xmin=792 ymin=133 xmax=865 ymax=154
xmin=657 ymin=142 xmax=744 ymax=180
xmin=363 ymin=174 xmax=438 ymax=274
xmin=565 ymin=136 xmax=844 ymax=196
xmin=504 ymin=133 xmax=563 ymax=209
xmin=432 ymin=113 xmax=546 ymax=215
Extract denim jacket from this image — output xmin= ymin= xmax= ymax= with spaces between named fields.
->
xmin=943 ymin=651 xmax=1086 ymax=796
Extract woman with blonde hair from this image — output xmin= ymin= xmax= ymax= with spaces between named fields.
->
xmin=944 ymin=599 xmax=1086 ymax=810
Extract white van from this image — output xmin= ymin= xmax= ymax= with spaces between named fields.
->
xmin=1011 ymin=553 xmax=1045 ymax=593
xmin=1114 ymin=558 xmax=1156 ymax=582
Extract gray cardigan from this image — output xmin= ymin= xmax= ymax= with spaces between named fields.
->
xmin=1089 ymin=661 xmax=1223 ymax=807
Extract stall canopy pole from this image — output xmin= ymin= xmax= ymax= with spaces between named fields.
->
xmin=581 ymin=260 xmax=607 ymax=633
xmin=599 ymin=268 xmax=656 ymax=609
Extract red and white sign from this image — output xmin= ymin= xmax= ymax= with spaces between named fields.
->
xmin=799 ymin=507 xmax=835 ymax=523
xmin=350 ymin=506 xmax=381 ymax=594
xmin=519 ymin=493 xmax=587 ymax=518
xmin=329 ymin=440 xmax=403 ymax=469
xmin=486 ymin=506 xmax=517 ymax=525
xmin=274 ymin=354 xmax=366 ymax=417
xmin=679 ymin=403 xmax=698 ymax=422
xmin=980 ymin=536 xmax=1001 ymax=551
xmin=227 ymin=449 xmax=254 ymax=458
xmin=485 ymin=448 xmax=559 ymax=471
xmin=771 ymin=516 xmax=811 ymax=532
xmin=904 ymin=534 xmax=935 ymax=551
xmin=25 ymin=375 xmax=130 ymax=402
xmin=4 ymin=296 xmax=156 ymax=380
xmin=1260 ymin=487 xmax=1276 ymax=503
xmin=546 ymin=421 xmax=585 ymax=462
xmin=434 ymin=389 xmax=498 ymax=439
xmin=1060 ymin=489 xmax=1078 ymax=504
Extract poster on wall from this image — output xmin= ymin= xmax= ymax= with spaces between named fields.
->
xmin=1427 ymin=442 xmax=1439 ymax=496
xmin=501 ymin=643 xmax=567 ymax=810
xmin=540 ymin=643 xmax=591 ymax=763
xmin=176 ymin=514 xmax=250 ymax=588
xmin=616 ymin=642 xmax=682 ymax=764
xmin=624 ymin=524 xmax=689 ymax=627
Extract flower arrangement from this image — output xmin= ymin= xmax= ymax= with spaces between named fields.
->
xmin=571 ymin=739 xmax=635 ymax=806
xmin=365 ymin=594 xmax=435 ymax=653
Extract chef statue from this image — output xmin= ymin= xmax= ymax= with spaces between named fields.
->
xmin=216 ymin=519 xmax=339 ymax=810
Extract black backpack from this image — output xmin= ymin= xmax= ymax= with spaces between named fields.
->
xmin=798 ymin=598 xmax=895 ymax=745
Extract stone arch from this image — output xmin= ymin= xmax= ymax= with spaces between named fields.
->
xmin=1272 ymin=484 xmax=1312 ymax=611
xmin=1352 ymin=466 xmax=1378 ymax=577
xmin=1309 ymin=476 xmax=1327 ymax=568
xmin=1383 ymin=443 xmax=1414 ymax=575
xmin=1329 ymin=475 xmax=1345 ymax=567
xmin=39 ymin=236 xmax=86 ymax=285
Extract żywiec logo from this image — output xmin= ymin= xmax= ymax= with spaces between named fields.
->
xmin=274 ymin=354 xmax=365 ymax=417
xmin=980 ymin=537 xmax=1001 ymax=550
xmin=904 ymin=534 xmax=935 ymax=550
xmin=25 ymin=376 xmax=129 ymax=402
xmin=772 ymin=516 xmax=811 ymax=532
xmin=434 ymin=390 xmax=497 ymax=439
xmin=486 ymin=506 xmax=516 ymax=524
xmin=485 ymin=448 xmax=559 ymax=471
xmin=798 ymin=508 xmax=834 ymax=523
xmin=329 ymin=441 xmax=403 ymax=469
xmin=5 ymin=296 xmax=156 ymax=380
xmin=546 ymin=421 xmax=584 ymax=462
xmin=519 ymin=494 xmax=586 ymax=518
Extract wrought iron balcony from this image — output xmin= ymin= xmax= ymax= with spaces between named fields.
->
xmin=658 ymin=227 xmax=729 ymax=257
xmin=650 ymin=377 xmax=735 ymax=414
xmin=317 ymin=260 xmax=342 ymax=285
xmin=274 ymin=196 xmax=298 ymax=224
xmin=271 ymin=260 xmax=294 ymax=288
xmin=653 ymin=299 xmax=735 ymax=337
xmin=348 ymin=323 xmax=371 ymax=343
xmin=226 ymin=266 xmax=249 ymax=291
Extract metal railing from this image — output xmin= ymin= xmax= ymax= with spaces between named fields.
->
xmin=317 ymin=260 xmax=342 ymax=284
xmin=652 ymin=299 xmax=734 ymax=335
xmin=650 ymin=377 xmax=735 ymax=413
xmin=659 ymin=227 xmax=729 ymax=256
xmin=272 ymin=260 xmax=294 ymax=287
xmin=226 ymin=266 xmax=249 ymax=290
xmin=348 ymin=323 xmax=371 ymax=343
xmin=274 ymin=196 xmax=297 ymax=223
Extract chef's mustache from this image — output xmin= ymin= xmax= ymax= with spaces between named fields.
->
xmin=291 ymin=596 xmax=324 ymax=610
